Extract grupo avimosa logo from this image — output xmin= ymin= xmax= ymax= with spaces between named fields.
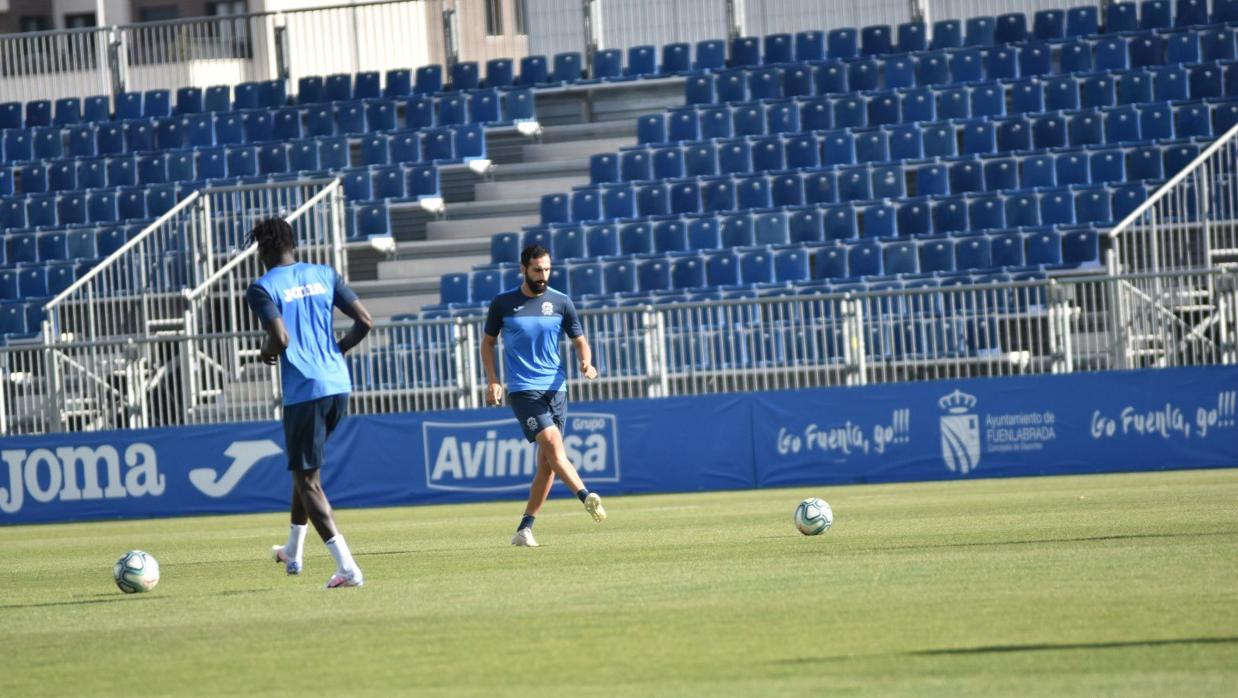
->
xmin=939 ymin=389 xmax=981 ymax=474
xmin=423 ymin=413 xmax=621 ymax=492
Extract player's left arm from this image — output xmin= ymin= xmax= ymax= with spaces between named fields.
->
xmin=564 ymin=298 xmax=597 ymax=379
xmin=333 ymin=272 xmax=373 ymax=354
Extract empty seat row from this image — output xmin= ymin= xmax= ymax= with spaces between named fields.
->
xmin=688 ymin=43 xmax=1238 ymax=105
xmin=452 ymin=226 xmax=1097 ymax=306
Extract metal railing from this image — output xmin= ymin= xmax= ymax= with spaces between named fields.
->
xmin=0 ymin=26 xmax=113 ymax=103
xmin=1107 ymin=120 xmax=1238 ymax=275
xmin=43 ymin=179 xmax=337 ymax=344
xmin=0 ymin=0 xmax=441 ymax=103
xmin=5 ymin=269 xmax=1234 ymax=435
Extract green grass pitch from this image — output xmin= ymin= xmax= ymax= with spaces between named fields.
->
xmin=2 ymin=469 xmax=1236 ymax=697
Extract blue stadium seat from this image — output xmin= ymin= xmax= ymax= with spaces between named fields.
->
xmin=421 ymin=128 xmax=454 ymax=161
xmin=916 ymin=161 xmax=949 ymax=196
xmin=541 ymin=193 xmax=569 ymax=224
xmin=870 ymin=165 xmax=903 ymax=199
xmin=848 ymin=240 xmax=882 ymax=277
xmin=1075 ymin=187 xmax=1112 ymax=224
xmin=19 ymin=163 xmax=47 ymax=193
xmin=995 ymin=12 xmax=1028 ymax=43
xmin=226 ymin=146 xmax=257 ymax=177
xmin=986 ymin=46 xmax=1018 ymax=80
xmin=637 ymin=183 xmax=669 ymax=217
xmin=412 ymin=65 xmax=442 ymax=95
xmin=969 ymin=194 xmax=1005 ymax=230
xmin=971 ymin=83 xmax=1004 ymax=117
xmin=87 ymin=190 xmax=117 ymax=223
xmin=937 ymin=87 xmax=968 ymax=120
xmin=1140 ymin=102 xmax=1173 ymax=140
xmin=27 ymin=193 xmax=56 ymax=227
xmin=766 ymin=101 xmax=799 ymax=134
xmin=685 ymin=74 xmax=714 ymax=105
xmin=932 ymin=19 xmax=963 ymax=49
xmin=932 ymin=197 xmax=968 ymax=234
xmin=823 ymin=205 xmax=858 ymax=241
xmin=77 ymin=158 xmax=106 ymax=189
xmin=297 ymin=77 xmax=324 ymax=104
xmin=1201 ymin=26 xmax=1236 ymax=61
xmin=878 ymin=57 xmax=913 ymax=89
xmin=1059 ymin=41 xmax=1094 ymax=76
xmin=1025 ymin=229 xmax=1063 ymax=265
xmin=956 ymin=235 xmax=993 ymax=271
xmin=1090 ymin=148 xmax=1126 ymax=184
xmin=621 ymin=221 xmax=654 ymax=255
xmin=1070 ymin=111 xmax=1104 ymax=146
xmin=739 ymin=249 xmax=774 ymax=284
xmin=1022 ymin=153 xmax=1056 ymax=188
xmin=407 ymin=164 xmax=439 ymax=199
xmin=771 ymin=173 xmax=804 ymax=206
xmin=319 ymin=136 xmax=349 ymax=169
xmin=951 ymin=48 xmax=985 ymax=83
xmin=1129 ymin=34 xmax=1164 ymax=68
xmin=341 ymin=168 xmax=372 ymax=201
xmin=622 ymin=147 xmax=654 ymax=181
xmin=793 ymin=30 xmax=825 ymax=62
xmin=1109 ymin=1 xmax=1134 ymax=31
xmin=405 ymin=95 xmax=434 ymax=129
xmin=520 ymin=55 xmax=550 ymax=85
xmin=1214 ymin=0 xmax=1238 ymax=22
xmin=32 ymin=127 xmax=61 ymax=160
xmin=695 ymin=39 xmax=726 ymax=71
xmin=685 ymin=143 xmax=717 ymax=176
xmin=287 ymin=140 xmax=318 ymax=172
xmin=660 ymin=43 xmax=690 ymax=75
xmin=627 ymin=46 xmax=657 ymax=76
xmin=888 ymin=123 xmax=923 ymax=160
xmin=1164 ymin=142 xmax=1200 ymax=174
xmin=949 ymin=158 xmax=984 ymax=193
xmin=996 ymin=116 xmax=1031 ymax=152
xmin=1039 ymin=190 xmax=1075 ymax=226
xmin=591 ymin=153 xmax=619 ymax=184
xmin=1118 ymin=70 xmax=1153 ymax=105
xmin=855 ymin=130 xmax=888 ymax=163
xmin=856 ymin=25 xmax=889 ymax=57
xmin=115 ymin=92 xmax=142 ymax=121
xmin=1176 ymin=102 xmax=1212 ymax=137
xmin=606 ymin=185 xmax=638 ymax=220
xmin=367 ymin=100 xmax=397 ymax=131
xmin=1011 ymin=79 xmax=1044 ymax=114
xmin=838 ymin=166 xmax=871 ymax=202
xmin=324 ymin=74 xmax=352 ymax=101
xmin=167 ymin=151 xmax=195 ymax=182
xmin=705 ymin=250 xmax=740 ymax=286
xmin=752 ymin=137 xmax=784 ymax=171
xmin=1015 ymin=43 xmax=1048 ymax=78
xmin=137 ymin=153 xmax=166 ymax=185
xmin=1190 ymin=64 xmax=1223 ymax=99
xmin=815 ymin=62 xmax=848 ymax=94
xmin=1045 ymin=76 xmax=1080 ymax=111
xmin=57 ymin=192 xmax=87 ymax=225
xmin=1153 ymin=65 xmax=1189 ymax=101
xmin=384 ymin=69 xmax=412 ymax=98
xmin=965 ymin=16 xmax=996 ymax=46
xmin=1005 ymin=193 xmax=1040 ymax=227
xmin=124 ymin=121 xmax=153 ymax=153
xmin=1057 ymin=152 xmax=1090 ymax=186
xmin=1167 ymin=31 xmax=1200 ymax=64
xmin=108 ymin=156 xmax=137 ymax=186
xmin=373 ymin=165 xmax=404 ymax=199
xmin=1082 ymin=75 xmax=1116 ymax=108
xmin=652 ymin=219 xmax=687 ymax=252
xmin=53 ymin=97 xmax=81 ymax=126
xmin=491 ymin=233 xmax=520 ymax=264
xmin=805 ymin=171 xmax=838 ymax=203
xmin=701 ymin=177 xmax=736 ymax=212
xmin=1095 ymin=37 xmax=1129 ymax=71
xmin=551 ymin=52 xmax=584 ymax=84
xmin=732 ymin=103 xmax=765 ymax=136
xmin=828 ymin=27 xmax=858 ymax=59
xmin=593 ymin=50 xmax=623 ymax=80
xmin=984 ymin=157 xmax=1019 ymax=191
xmin=1112 ymin=184 xmax=1148 ymax=218
xmin=699 ymin=106 xmax=732 ymax=139
xmin=1032 ymin=114 xmax=1067 ymax=149
xmin=687 ymin=216 xmax=721 ymax=249
xmin=848 ymin=59 xmax=880 ymax=91
xmin=353 ymin=202 xmax=391 ymax=238
xmin=961 ymin=119 xmax=996 ymax=155
xmin=333 ymin=103 xmax=365 ymax=134
xmin=730 ymin=36 xmax=761 ymax=67
xmin=1141 ymin=0 xmax=1172 ymax=29
xmin=450 ymin=62 xmax=480 ymax=91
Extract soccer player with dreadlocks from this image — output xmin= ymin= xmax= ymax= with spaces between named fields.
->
xmin=244 ymin=217 xmax=373 ymax=589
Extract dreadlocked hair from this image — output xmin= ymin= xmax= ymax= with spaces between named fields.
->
xmin=247 ymin=217 xmax=296 ymax=258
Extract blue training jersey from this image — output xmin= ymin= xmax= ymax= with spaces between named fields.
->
xmin=246 ymin=262 xmax=356 ymax=405
xmin=484 ymin=286 xmax=583 ymax=393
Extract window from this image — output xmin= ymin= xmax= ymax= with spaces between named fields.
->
xmin=19 ymin=16 xmax=52 ymax=33
xmin=64 ymin=13 xmax=98 ymax=29
xmin=207 ymin=1 xmax=248 ymax=16
xmin=484 ymin=0 xmax=503 ymax=36
xmin=138 ymin=6 xmax=179 ymax=23
xmin=514 ymin=0 xmax=527 ymax=35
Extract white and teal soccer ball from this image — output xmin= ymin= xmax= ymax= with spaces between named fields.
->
xmin=113 ymin=550 xmax=160 ymax=593
xmin=794 ymin=497 xmax=833 ymax=536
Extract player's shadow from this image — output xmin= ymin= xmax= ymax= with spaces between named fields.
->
xmin=0 ymin=594 xmax=169 ymax=611
xmin=775 ymin=636 xmax=1238 ymax=665
xmin=867 ymin=529 xmax=1238 ymax=551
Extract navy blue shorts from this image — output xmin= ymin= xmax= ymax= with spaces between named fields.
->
xmin=509 ymin=390 xmax=566 ymax=443
xmin=282 ymin=393 xmax=349 ymax=471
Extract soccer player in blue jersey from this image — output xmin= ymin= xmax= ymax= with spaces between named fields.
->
xmin=244 ymin=217 xmax=372 ymax=588
xmin=482 ymin=244 xmax=607 ymax=547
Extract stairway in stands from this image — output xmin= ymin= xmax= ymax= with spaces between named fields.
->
xmin=345 ymin=79 xmax=686 ymax=318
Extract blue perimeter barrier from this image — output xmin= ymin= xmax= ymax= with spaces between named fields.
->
xmin=3 ymin=366 xmax=1237 ymax=525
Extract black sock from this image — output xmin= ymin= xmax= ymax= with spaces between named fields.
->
xmin=576 ymin=489 xmax=590 ymax=503
xmin=517 ymin=514 xmax=535 ymax=532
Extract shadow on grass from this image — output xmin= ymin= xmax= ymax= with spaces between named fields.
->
xmin=762 ymin=530 xmax=1238 ymax=547
xmin=776 ymin=636 xmax=1238 ymax=665
xmin=0 ymin=594 xmax=169 ymax=611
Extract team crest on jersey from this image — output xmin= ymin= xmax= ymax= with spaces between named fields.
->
xmin=541 ymin=301 xmax=554 ymax=316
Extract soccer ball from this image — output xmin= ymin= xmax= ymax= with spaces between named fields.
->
xmin=113 ymin=550 xmax=160 ymax=593
xmin=794 ymin=497 xmax=833 ymax=536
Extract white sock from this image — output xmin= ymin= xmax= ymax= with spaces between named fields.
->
xmin=325 ymin=535 xmax=361 ymax=578
xmin=285 ymin=524 xmax=308 ymax=563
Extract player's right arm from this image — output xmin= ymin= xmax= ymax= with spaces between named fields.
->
xmin=481 ymin=297 xmax=503 ymax=406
